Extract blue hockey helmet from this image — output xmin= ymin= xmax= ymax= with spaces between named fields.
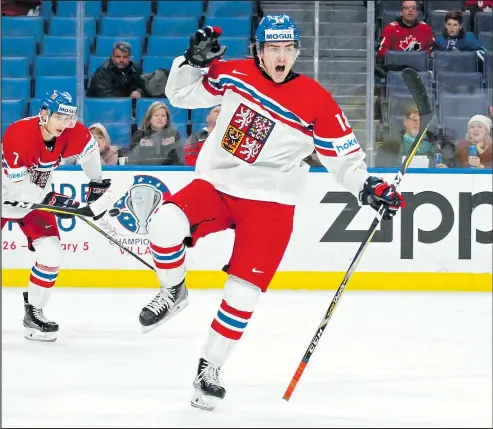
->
xmin=254 ymin=14 xmax=300 ymax=45
xmin=40 ymin=89 xmax=77 ymax=128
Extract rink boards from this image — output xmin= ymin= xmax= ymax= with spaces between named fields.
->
xmin=2 ymin=167 xmax=492 ymax=291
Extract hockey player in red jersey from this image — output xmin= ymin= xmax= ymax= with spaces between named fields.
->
xmin=1 ymin=90 xmax=111 ymax=342
xmin=137 ymin=15 xmax=406 ymax=410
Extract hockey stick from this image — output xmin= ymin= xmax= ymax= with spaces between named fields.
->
xmin=282 ymin=68 xmax=433 ymax=401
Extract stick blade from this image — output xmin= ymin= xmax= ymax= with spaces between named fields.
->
xmin=402 ymin=68 xmax=432 ymax=117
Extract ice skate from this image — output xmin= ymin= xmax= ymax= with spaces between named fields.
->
xmin=23 ymin=292 xmax=58 ymax=342
xmin=190 ymin=358 xmax=226 ymax=411
xmin=139 ymin=280 xmax=188 ymax=332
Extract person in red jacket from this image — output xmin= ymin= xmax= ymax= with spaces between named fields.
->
xmin=377 ymin=0 xmax=435 ymax=62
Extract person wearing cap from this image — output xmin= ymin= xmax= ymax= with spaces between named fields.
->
xmin=456 ymin=114 xmax=492 ymax=169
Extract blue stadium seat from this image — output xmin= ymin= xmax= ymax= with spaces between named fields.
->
xmin=135 ymin=98 xmax=188 ymax=126
xmin=105 ymin=0 xmax=151 ymax=17
xmin=191 ymin=108 xmax=211 ymax=123
xmin=142 ymin=56 xmax=175 ymax=73
xmin=29 ymin=99 xmax=43 ymax=116
xmin=2 ymin=57 xmax=30 ymax=78
xmin=221 ymin=38 xmax=249 ymax=59
xmin=426 ymin=1 xmax=464 ymax=15
xmin=486 ymin=52 xmax=492 ymax=90
xmin=49 ymin=17 xmax=96 ymax=38
xmin=385 ymin=51 xmax=429 ymax=72
xmin=56 ymin=1 xmax=102 ymax=17
xmin=88 ymin=56 xmax=109 ymax=76
xmin=428 ymin=10 xmax=470 ymax=34
xmin=34 ymin=76 xmax=77 ymax=102
xmin=436 ymin=72 xmax=483 ymax=96
xmin=34 ymin=56 xmax=78 ymax=77
xmin=40 ymin=1 xmax=53 ymax=18
xmin=2 ymin=123 xmax=10 ymax=137
xmin=479 ymin=32 xmax=492 ymax=51
xmin=151 ymin=17 xmax=198 ymax=36
xmin=1 ymin=78 xmax=31 ymax=100
xmin=1 ymin=37 xmax=36 ymax=63
xmin=441 ymin=116 xmax=470 ymax=141
xmin=433 ymin=51 xmax=478 ymax=76
xmin=147 ymin=36 xmax=189 ymax=56
xmin=1 ymin=100 xmax=27 ymax=124
xmin=84 ymin=98 xmax=133 ymax=124
xmin=95 ymin=36 xmax=143 ymax=59
xmin=42 ymin=36 xmax=90 ymax=67
xmin=1 ymin=17 xmax=44 ymax=44
xmin=102 ymin=123 xmax=132 ymax=148
xmin=207 ymin=1 xmax=253 ymax=17
xmin=438 ymin=92 xmax=488 ymax=122
xmin=204 ymin=17 xmax=251 ymax=38
xmin=156 ymin=0 xmax=203 ymax=17
xmin=100 ymin=16 xmax=147 ymax=37
xmin=388 ymin=92 xmax=435 ymax=121
xmin=475 ymin=12 xmax=492 ymax=35
xmin=388 ymin=115 xmax=405 ymax=140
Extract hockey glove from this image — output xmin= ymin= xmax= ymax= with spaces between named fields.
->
xmin=86 ymin=178 xmax=112 ymax=220
xmin=42 ymin=192 xmax=80 ymax=219
xmin=359 ymin=176 xmax=406 ymax=221
xmin=182 ymin=26 xmax=227 ymax=68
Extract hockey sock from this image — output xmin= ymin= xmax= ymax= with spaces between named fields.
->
xmin=149 ymin=241 xmax=186 ymax=288
xmin=28 ymin=262 xmax=59 ymax=308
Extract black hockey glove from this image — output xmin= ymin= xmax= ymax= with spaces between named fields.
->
xmin=182 ymin=26 xmax=227 ymax=68
xmin=86 ymin=178 xmax=111 ymax=220
xmin=42 ymin=192 xmax=80 ymax=219
xmin=359 ymin=176 xmax=406 ymax=221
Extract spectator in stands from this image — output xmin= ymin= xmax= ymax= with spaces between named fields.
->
xmin=376 ymin=0 xmax=435 ymax=63
xmin=455 ymin=114 xmax=492 ymax=168
xmin=86 ymin=41 xmax=145 ymax=99
xmin=433 ymin=10 xmax=486 ymax=70
xmin=127 ymin=101 xmax=184 ymax=166
xmin=184 ymin=106 xmax=221 ymax=166
xmin=89 ymin=123 xmax=118 ymax=165
xmin=465 ymin=1 xmax=493 ymax=32
xmin=1 ymin=0 xmax=41 ymax=16
xmin=377 ymin=106 xmax=455 ymax=167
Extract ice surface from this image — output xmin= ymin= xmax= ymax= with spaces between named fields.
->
xmin=2 ymin=288 xmax=492 ymax=428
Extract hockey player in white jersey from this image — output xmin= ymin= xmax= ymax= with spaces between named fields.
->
xmin=138 ymin=15 xmax=406 ymax=410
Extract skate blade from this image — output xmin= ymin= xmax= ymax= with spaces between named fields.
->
xmin=24 ymin=327 xmax=57 ymax=342
xmin=140 ymin=298 xmax=189 ymax=333
xmin=190 ymin=388 xmax=221 ymax=411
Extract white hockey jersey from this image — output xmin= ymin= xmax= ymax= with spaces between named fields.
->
xmin=165 ymin=56 xmax=370 ymax=205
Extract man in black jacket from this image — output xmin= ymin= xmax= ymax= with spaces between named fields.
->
xmin=86 ymin=41 xmax=145 ymax=98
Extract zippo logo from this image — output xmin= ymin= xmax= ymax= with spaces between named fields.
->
xmin=265 ymin=29 xmax=294 ymax=40
xmin=335 ymin=138 xmax=359 ymax=156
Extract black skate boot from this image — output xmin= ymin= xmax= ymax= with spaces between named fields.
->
xmin=190 ymin=358 xmax=226 ymax=411
xmin=23 ymin=292 xmax=58 ymax=342
xmin=139 ymin=280 xmax=188 ymax=332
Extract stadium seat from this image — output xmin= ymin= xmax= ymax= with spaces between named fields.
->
xmin=147 ymin=36 xmax=189 ymax=56
xmin=385 ymin=51 xmax=429 ymax=72
xmin=386 ymin=71 xmax=432 ymax=100
xmin=49 ymin=17 xmax=96 ymax=38
xmin=433 ymin=51 xmax=478 ymax=76
xmin=100 ymin=16 xmax=147 ymax=37
xmin=2 ymin=57 xmax=30 ymax=78
xmin=441 ymin=116 xmax=470 ymax=141
xmin=438 ymin=93 xmax=488 ymax=122
xmin=428 ymin=10 xmax=470 ymax=34
xmin=95 ymin=36 xmax=143 ymax=60
xmin=388 ymin=115 xmax=405 ymax=140
xmin=436 ymin=72 xmax=483 ymax=96
xmin=191 ymin=108 xmax=211 ymax=123
xmin=105 ymin=0 xmax=151 ymax=17
xmin=88 ymin=56 xmax=109 ymax=76
xmin=204 ymin=17 xmax=251 ymax=38
xmin=136 ymin=99 xmax=188 ymax=126
xmin=1 ymin=16 xmax=44 ymax=45
xmin=142 ymin=56 xmax=175 ymax=73
xmin=207 ymin=1 xmax=253 ymax=17
xmin=479 ymin=32 xmax=492 ymax=52
xmin=102 ymin=123 xmax=132 ymax=148
xmin=1 ymin=37 xmax=36 ymax=63
xmin=56 ymin=1 xmax=102 ymax=17
xmin=156 ymin=0 xmax=203 ymax=17
xmin=388 ymin=92 xmax=435 ymax=121
xmin=84 ymin=98 xmax=133 ymax=124
xmin=1 ymin=78 xmax=31 ymax=100
xmin=475 ymin=12 xmax=492 ymax=35
xmin=2 ymin=123 xmax=10 ymax=137
xmin=486 ymin=52 xmax=492 ymax=89
xmin=29 ymin=99 xmax=43 ymax=116
xmin=34 ymin=56 xmax=78 ymax=77
xmin=1 ymin=100 xmax=27 ymax=124
xmin=426 ymin=1 xmax=464 ymax=15
xmin=151 ymin=17 xmax=198 ymax=36
xmin=34 ymin=76 xmax=77 ymax=102
xmin=40 ymin=1 xmax=52 ymax=18
xmin=42 ymin=36 xmax=90 ymax=67
xmin=221 ymin=38 xmax=250 ymax=59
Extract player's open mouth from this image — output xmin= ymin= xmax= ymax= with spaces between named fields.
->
xmin=56 ymin=128 xmax=63 ymax=133
xmin=275 ymin=65 xmax=285 ymax=74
